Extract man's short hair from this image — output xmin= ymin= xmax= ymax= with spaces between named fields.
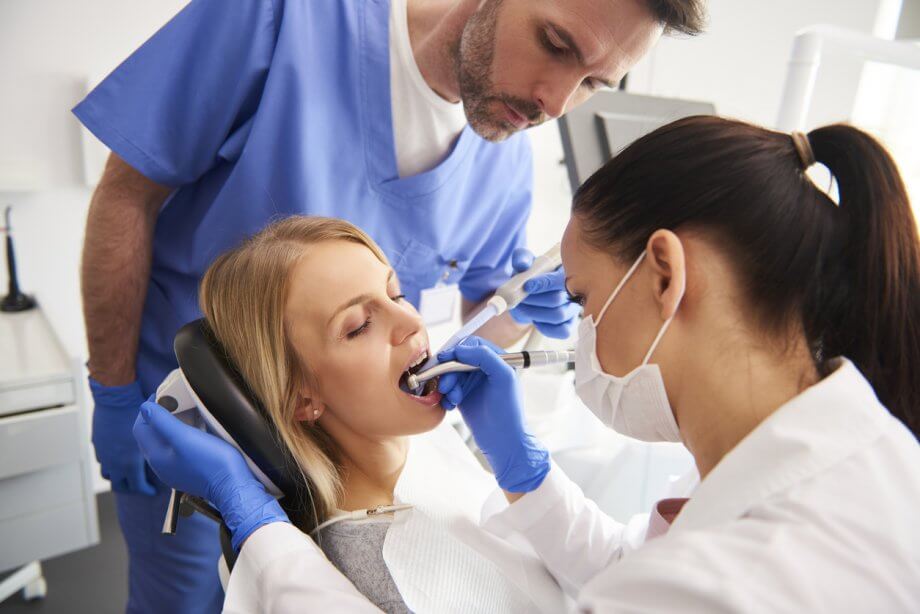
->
xmin=643 ymin=0 xmax=707 ymax=36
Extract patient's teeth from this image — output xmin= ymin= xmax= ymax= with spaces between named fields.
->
xmin=410 ymin=352 xmax=427 ymax=369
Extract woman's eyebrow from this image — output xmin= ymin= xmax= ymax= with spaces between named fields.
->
xmin=327 ymin=270 xmax=395 ymax=326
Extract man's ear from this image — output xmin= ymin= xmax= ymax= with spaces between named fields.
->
xmin=645 ymin=230 xmax=686 ymax=321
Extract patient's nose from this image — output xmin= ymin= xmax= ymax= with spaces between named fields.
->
xmin=389 ymin=301 xmax=423 ymax=346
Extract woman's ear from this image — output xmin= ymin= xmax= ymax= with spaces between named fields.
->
xmin=294 ymin=377 xmax=325 ymax=423
xmin=645 ymin=230 xmax=686 ymax=321
xmin=294 ymin=396 xmax=324 ymax=423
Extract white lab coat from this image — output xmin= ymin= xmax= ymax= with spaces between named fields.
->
xmin=224 ymin=359 xmax=920 ymax=612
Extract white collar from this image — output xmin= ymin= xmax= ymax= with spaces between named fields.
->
xmin=671 ymin=359 xmax=890 ymax=531
xmin=389 ymin=0 xmax=459 ymax=112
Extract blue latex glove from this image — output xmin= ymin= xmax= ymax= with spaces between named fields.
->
xmin=89 ymin=378 xmax=157 ymax=496
xmin=133 ymin=397 xmax=290 ymax=551
xmin=508 ymin=247 xmax=581 ymax=339
xmin=437 ymin=337 xmax=550 ymax=493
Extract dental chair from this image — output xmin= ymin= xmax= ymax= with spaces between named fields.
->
xmin=155 ymin=319 xmax=317 ymax=575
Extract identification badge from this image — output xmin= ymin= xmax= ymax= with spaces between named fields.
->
xmin=419 ymin=284 xmax=458 ymax=325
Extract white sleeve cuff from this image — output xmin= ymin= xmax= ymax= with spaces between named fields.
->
xmin=478 ymin=462 xmax=644 ymax=598
xmin=481 ymin=462 xmax=572 ymax=536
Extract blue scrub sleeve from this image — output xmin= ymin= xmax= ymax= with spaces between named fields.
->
xmin=459 ymin=138 xmax=534 ymax=303
xmin=72 ymin=0 xmax=279 ymax=187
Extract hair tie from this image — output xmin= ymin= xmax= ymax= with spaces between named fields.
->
xmin=791 ymin=131 xmax=816 ymax=169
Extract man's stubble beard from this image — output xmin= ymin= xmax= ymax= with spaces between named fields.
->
xmin=454 ymin=0 xmax=512 ymax=142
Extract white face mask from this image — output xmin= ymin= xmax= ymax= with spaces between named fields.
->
xmin=574 ymin=252 xmax=684 ymax=442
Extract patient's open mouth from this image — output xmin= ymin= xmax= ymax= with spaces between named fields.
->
xmin=399 ymin=351 xmax=439 ymax=398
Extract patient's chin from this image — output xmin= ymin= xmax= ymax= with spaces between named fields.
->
xmin=417 ymin=405 xmax=447 ymax=431
xmin=395 ymin=402 xmax=447 ymax=437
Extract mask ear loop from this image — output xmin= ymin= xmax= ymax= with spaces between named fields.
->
xmin=596 ymin=252 xmax=647 ymax=325
xmin=641 ymin=269 xmax=687 ymax=365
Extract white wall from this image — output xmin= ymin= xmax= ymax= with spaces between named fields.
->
xmin=625 ymin=0 xmax=884 ymax=127
xmin=527 ymin=0 xmax=889 ymax=252
xmin=0 ymin=0 xmax=895 ymax=493
xmin=1 ymin=0 xmax=187 ymax=355
xmin=0 ymin=0 xmax=188 ymax=492
xmin=2 ymin=0 xmax=894 ymax=344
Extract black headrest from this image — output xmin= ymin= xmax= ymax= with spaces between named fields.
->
xmin=174 ymin=319 xmax=317 ymax=531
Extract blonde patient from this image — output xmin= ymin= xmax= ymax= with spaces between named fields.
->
xmin=201 ymin=215 xmax=442 ymax=511
xmin=197 ymin=216 xmax=558 ymax=612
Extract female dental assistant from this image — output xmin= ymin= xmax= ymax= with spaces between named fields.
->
xmin=135 ymin=116 xmax=920 ymax=612
xmin=73 ymin=0 xmax=695 ymax=609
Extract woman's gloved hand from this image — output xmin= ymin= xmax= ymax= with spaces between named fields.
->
xmin=133 ymin=397 xmax=290 ymax=551
xmin=508 ymin=248 xmax=581 ymax=340
xmin=89 ymin=378 xmax=157 ymax=496
xmin=437 ymin=337 xmax=550 ymax=493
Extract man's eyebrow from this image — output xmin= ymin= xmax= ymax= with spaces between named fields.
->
xmin=327 ymin=270 xmax=395 ymax=326
xmin=552 ymin=24 xmax=616 ymax=88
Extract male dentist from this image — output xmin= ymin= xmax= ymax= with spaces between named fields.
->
xmin=74 ymin=0 xmax=704 ymax=610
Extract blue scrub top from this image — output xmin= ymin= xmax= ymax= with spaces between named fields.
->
xmin=74 ymin=0 xmax=533 ymax=395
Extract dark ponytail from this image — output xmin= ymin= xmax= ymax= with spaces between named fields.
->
xmin=806 ymin=125 xmax=920 ymax=438
xmin=572 ymin=116 xmax=920 ymax=438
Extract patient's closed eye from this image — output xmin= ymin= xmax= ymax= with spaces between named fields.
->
xmin=348 ymin=318 xmax=372 ymax=339
xmin=345 ymin=294 xmax=408 ymax=339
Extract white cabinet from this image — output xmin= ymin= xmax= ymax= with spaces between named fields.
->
xmin=0 ymin=308 xmax=99 ymax=602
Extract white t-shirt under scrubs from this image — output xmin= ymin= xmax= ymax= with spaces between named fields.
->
xmin=389 ymin=0 xmax=468 ymax=178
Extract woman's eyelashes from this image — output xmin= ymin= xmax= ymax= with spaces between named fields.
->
xmin=566 ymin=291 xmax=585 ymax=306
xmin=347 ymin=318 xmax=372 ymax=339
xmin=345 ymin=294 xmax=408 ymax=339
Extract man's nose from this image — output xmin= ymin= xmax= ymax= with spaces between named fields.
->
xmin=533 ymin=72 xmax=581 ymax=119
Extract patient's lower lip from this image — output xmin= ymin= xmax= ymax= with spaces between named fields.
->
xmin=402 ymin=387 xmax=442 ymax=407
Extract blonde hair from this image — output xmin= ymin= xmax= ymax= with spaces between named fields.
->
xmin=199 ymin=216 xmax=390 ymax=528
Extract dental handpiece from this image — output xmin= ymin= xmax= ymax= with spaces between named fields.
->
xmin=406 ymin=349 xmax=574 ymax=390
